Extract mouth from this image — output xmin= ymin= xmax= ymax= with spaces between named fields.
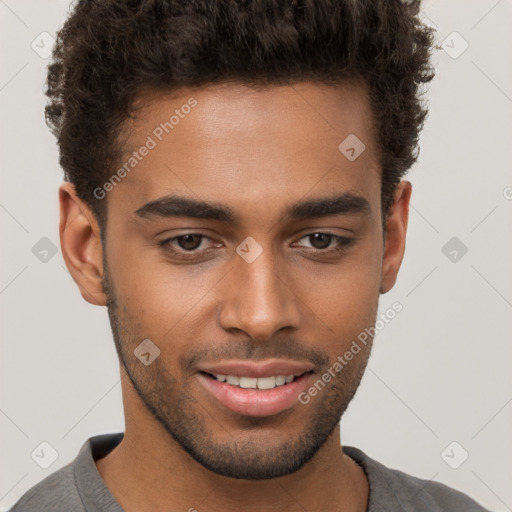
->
xmin=196 ymin=370 xmax=315 ymax=417
xmin=199 ymin=370 xmax=312 ymax=389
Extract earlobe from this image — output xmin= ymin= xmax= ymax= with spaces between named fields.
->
xmin=379 ymin=180 xmax=412 ymax=294
xmin=59 ymin=182 xmax=107 ymax=306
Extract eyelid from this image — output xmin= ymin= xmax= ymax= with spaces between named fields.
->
xmin=159 ymin=231 xmax=355 ymax=258
xmin=158 ymin=233 xmax=217 ymax=252
xmin=294 ymin=232 xmax=352 ymax=246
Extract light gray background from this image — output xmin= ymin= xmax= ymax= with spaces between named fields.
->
xmin=1 ymin=0 xmax=511 ymax=510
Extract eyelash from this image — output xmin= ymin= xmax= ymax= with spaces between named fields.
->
xmin=158 ymin=232 xmax=356 ymax=261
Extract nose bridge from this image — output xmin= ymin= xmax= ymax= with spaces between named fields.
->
xmin=219 ymin=240 xmax=301 ymax=339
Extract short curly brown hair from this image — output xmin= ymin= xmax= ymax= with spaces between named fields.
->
xmin=46 ymin=0 xmax=436 ymax=230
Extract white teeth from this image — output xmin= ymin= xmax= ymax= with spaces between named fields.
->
xmin=239 ymin=377 xmax=258 ymax=389
xmin=275 ymin=376 xmax=286 ymax=386
xmin=226 ymin=375 xmax=240 ymax=386
xmin=213 ymin=373 xmax=302 ymax=389
xmin=257 ymin=377 xmax=277 ymax=389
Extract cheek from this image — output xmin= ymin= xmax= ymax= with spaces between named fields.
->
xmin=299 ymin=237 xmax=383 ymax=346
xmin=108 ymin=241 xmax=218 ymax=340
xmin=306 ymin=269 xmax=380 ymax=344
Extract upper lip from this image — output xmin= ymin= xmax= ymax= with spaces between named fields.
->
xmin=196 ymin=359 xmax=315 ymax=378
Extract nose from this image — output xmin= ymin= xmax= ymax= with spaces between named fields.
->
xmin=218 ymin=247 xmax=301 ymax=341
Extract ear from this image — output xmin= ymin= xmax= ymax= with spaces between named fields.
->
xmin=59 ymin=182 xmax=107 ymax=306
xmin=379 ymin=180 xmax=412 ymax=294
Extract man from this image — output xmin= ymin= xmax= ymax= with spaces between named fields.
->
xmin=10 ymin=0 xmax=492 ymax=511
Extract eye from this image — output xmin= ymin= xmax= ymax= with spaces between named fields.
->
xmin=293 ymin=232 xmax=355 ymax=254
xmin=158 ymin=231 xmax=355 ymax=262
xmin=158 ymin=233 xmax=218 ymax=260
xmin=170 ymin=234 xmax=206 ymax=251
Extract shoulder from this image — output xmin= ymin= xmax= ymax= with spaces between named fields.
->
xmin=8 ymin=462 xmax=84 ymax=512
xmin=343 ymin=445 xmax=492 ymax=512
xmin=7 ymin=433 xmax=123 ymax=512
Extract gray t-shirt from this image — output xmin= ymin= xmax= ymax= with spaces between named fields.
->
xmin=8 ymin=432 xmax=492 ymax=511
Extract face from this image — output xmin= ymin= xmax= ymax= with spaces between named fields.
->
xmin=61 ymin=81 xmax=410 ymax=480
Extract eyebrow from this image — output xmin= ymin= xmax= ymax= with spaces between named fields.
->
xmin=134 ymin=192 xmax=371 ymax=225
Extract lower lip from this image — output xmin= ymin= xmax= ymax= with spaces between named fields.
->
xmin=196 ymin=372 xmax=313 ymax=417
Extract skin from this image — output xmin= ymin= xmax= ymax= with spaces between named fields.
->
xmin=59 ymin=81 xmax=411 ymax=512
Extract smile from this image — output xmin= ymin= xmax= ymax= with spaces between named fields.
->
xmin=208 ymin=372 xmax=302 ymax=389
xmin=197 ymin=370 xmax=314 ymax=417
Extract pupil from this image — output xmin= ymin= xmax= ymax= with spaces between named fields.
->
xmin=311 ymin=233 xmax=331 ymax=249
xmin=178 ymin=234 xmax=202 ymax=250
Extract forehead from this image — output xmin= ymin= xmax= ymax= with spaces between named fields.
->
xmin=108 ymin=80 xmax=381 ymax=223
xmin=127 ymin=80 xmax=378 ymax=155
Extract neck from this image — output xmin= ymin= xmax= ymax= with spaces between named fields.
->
xmin=95 ymin=374 xmax=369 ymax=512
